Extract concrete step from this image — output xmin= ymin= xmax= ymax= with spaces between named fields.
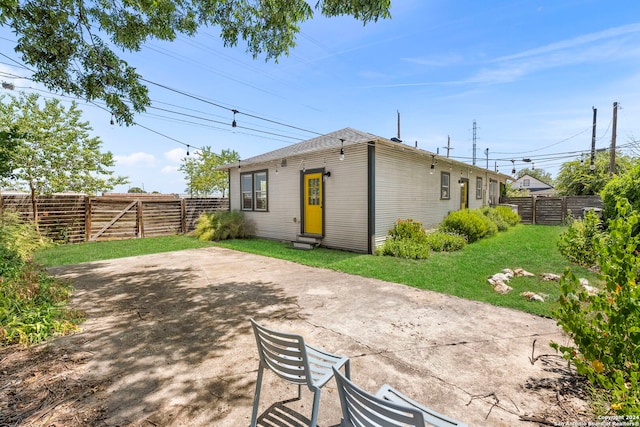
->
xmin=293 ymin=241 xmax=317 ymax=250
xmin=293 ymin=235 xmax=322 ymax=250
xmin=296 ymin=235 xmax=322 ymax=244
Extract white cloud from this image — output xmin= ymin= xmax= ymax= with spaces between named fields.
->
xmin=114 ymin=152 xmax=157 ymax=167
xmin=161 ymin=165 xmax=180 ymax=174
xmin=492 ymin=23 xmax=640 ymax=63
xmin=363 ymin=23 xmax=640 ymax=89
xmin=402 ymin=53 xmax=463 ymax=67
xmin=164 ymin=148 xmax=187 ymax=163
xmin=467 ymin=23 xmax=640 ymax=85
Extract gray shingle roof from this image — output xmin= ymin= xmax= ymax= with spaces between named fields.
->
xmin=219 ymin=127 xmax=514 ymax=182
xmin=222 ymin=128 xmax=382 ymax=169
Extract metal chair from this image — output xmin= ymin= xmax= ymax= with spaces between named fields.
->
xmin=333 ymin=367 xmax=467 ymax=427
xmin=249 ymin=318 xmax=350 ymax=427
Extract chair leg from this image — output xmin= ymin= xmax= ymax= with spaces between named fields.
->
xmin=250 ymin=365 xmax=265 ymax=427
xmin=309 ymin=388 xmax=321 ymax=427
xmin=344 ymin=360 xmax=351 ymax=379
xmin=298 ymin=384 xmax=302 ymax=400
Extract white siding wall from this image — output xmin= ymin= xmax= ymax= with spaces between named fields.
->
xmin=322 ymin=144 xmax=369 ymax=252
xmin=230 ymin=162 xmax=301 ymax=242
xmin=229 ymin=144 xmax=370 ymax=253
xmin=230 ymin=142 xmax=508 ymax=253
xmin=373 ymin=144 xmax=506 ymax=247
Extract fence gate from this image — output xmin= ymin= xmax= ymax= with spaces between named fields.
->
xmin=1 ymin=194 xmax=231 ymax=243
xmin=86 ymin=197 xmax=183 ymax=241
xmin=500 ymin=195 xmax=603 ymax=225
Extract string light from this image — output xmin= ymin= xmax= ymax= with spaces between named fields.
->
xmin=3 ymin=62 xmax=633 ymax=176
xmin=232 ymin=109 xmax=238 ymax=128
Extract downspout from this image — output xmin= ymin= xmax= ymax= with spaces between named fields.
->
xmin=367 ymin=144 xmax=375 ymax=254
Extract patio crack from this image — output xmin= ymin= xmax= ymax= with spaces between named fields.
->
xmin=304 ymin=318 xmax=533 ymax=420
xmin=377 ymin=350 xmax=522 ymax=419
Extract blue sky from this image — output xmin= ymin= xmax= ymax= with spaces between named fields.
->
xmin=2 ymin=0 xmax=640 ymax=194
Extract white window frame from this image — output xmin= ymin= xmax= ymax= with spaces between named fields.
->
xmin=241 ymin=170 xmax=268 ymax=211
xmin=440 ymin=172 xmax=450 ymax=200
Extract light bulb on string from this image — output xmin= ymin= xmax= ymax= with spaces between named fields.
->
xmin=232 ymin=109 xmax=238 ymax=128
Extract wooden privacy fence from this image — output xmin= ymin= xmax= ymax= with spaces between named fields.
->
xmin=500 ymin=195 xmax=603 ymax=225
xmin=0 ymin=194 xmax=229 ymax=243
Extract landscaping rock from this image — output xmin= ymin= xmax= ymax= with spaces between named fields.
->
xmin=521 ymin=291 xmax=546 ymax=302
xmin=488 ymin=272 xmax=511 ymax=285
xmin=493 ymin=282 xmax=513 ymax=294
xmin=514 ymin=267 xmax=535 ymax=277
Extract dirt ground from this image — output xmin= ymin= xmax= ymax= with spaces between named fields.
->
xmin=1 ymin=247 xmax=595 ymax=426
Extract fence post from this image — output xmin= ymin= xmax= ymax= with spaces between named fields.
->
xmin=85 ymin=197 xmax=91 ymax=241
xmin=532 ymin=196 xmax=537 ymax=225
xmin=181 ymin=198 xmax=187 ymax=234
xmin=137 ymin=200 xmax=144 ymax=238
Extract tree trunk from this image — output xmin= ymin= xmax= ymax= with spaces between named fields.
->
xmin=29 ymin=180 xmax=39 ymax=230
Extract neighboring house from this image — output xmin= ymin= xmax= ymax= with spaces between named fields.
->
xmin=513 ymin=174 xmax=556 ymax=195
xmin=220 ymin=128 xmax=512 ymax=254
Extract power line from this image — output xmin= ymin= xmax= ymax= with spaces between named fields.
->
xmin=139 ymin=77 xmax=324 ymax=136
xmin=490 ymin=126 xmax=593 ymax=155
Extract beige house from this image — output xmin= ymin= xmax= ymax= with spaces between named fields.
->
xmin=221 ymin=128 xmax=511 ymax=253
xmin=512 ymin=174 xmax=556 ymax=196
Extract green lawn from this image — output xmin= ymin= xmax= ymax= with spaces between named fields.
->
xmin=35 ymin=225 xmax=600 ymax=317
xmin=34 ymin=235 xmax=217 ymax=267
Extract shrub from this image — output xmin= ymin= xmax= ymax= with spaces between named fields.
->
xmin=376 ymin=219 xmax=430 ymax=259
xmin=557 ymin=210 xmax=603 ymax=267
xmin=439 ymin=209 xmax=491 ymax=243
xmin=375 ymin=238 xmax=430 ymax=259
xmin=194 ymin=210 xmax=253 ymax=241
xmin=495 ymin=205 xmax=521 ymax=227
xmin=0 ymin=243 xmax=24 ymax=280
xmin=0 ymin=261 xmax=84 ymax=345
xmin=388 ymin=218 xmax=427 ymax=243
xmin=1 ymin=214 xmax=83 ymax=346
xmin=551 ymin=201 xmax=640 ymax=415
xmin=479 ymin=207 xmax=509 ymax=231
xmin=0 ymin=211 xmax=52 ymax=260
xmin=601 ymin=162 xmax=640 ymax=223
xmin=424 ymin=230 xmax=467 ymax=252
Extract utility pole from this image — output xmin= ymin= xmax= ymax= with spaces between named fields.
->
xmin=590 ymin=107 xmax=597 ymax=172
xmin=443 ymin=135 xmax=453 ymax=158
xmin=472 ymin=120 xmax=477 ymax=165
xmin=484 ymin=148 xmax=489 ymax=170
xmin=610 ymin=102 xmax=618 ymax=177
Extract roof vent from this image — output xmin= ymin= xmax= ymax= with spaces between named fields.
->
xmin=390 ymin=137 xmax=403 ymax=143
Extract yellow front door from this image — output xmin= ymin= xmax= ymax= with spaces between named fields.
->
xmin=460 ymin=180 xmax=468 ymax=210
xmin=304 ymin=173 xmax=323 ymax=235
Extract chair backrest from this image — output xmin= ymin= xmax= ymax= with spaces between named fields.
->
xmin=250 ymin=318 xmax=312 ymax=386
xmin=333 ymin=367 xmax=426 ymax=427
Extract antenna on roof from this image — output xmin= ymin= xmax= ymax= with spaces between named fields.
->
xmin=390 ymin=110 xmax=403 ymax=143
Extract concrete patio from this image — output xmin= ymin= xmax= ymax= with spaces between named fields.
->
xmin=45 ymin=246 xmax=588 ymax=426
